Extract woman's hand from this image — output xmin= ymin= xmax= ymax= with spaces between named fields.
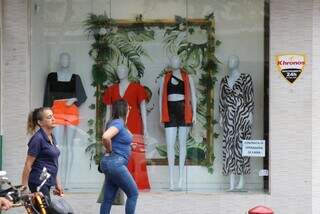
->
xmin=0 ymin=197 xmax=12 ymax=211
xmin=54 ymin=184 xmax=64 ymax=197
xmin=66 ymin=98 xmax=77 ymax=106
xmin=101 ymin=126 xmax=119 ymax=153
xmin=21 ymin=185 xmax=29 ymax=193
xmin=102 ymin=137 xmax=112 ymax=153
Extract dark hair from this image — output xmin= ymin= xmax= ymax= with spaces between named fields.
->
xmin=27 ymin=107 xmax=51 ymax=135
xmin=110 ymin=99 xmax=128 ymax=121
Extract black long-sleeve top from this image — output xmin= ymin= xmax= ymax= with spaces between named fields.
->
xmin=43 ymin=72 xmax=87 ymax=107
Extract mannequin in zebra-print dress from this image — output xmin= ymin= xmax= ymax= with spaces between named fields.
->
xmin=219 ymin=55 xmax=254 ymax=191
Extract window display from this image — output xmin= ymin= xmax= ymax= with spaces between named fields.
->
xmin=30 ymin=0 xmax=268 ymax=193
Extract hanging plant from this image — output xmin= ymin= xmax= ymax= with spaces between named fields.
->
xmin=84 ymin=13 xmax=155 ymax=165
xmin=158 ymin=13 xmax=221 ymax=173
xmin=84 ymin=13 xmax=220 ymax=173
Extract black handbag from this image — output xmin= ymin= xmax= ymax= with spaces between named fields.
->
xmin=98 ymin=162 xmax=103 ymax=173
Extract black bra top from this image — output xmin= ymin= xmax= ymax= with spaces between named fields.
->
xmin=167 ymin=75 xmax=184 ymax=95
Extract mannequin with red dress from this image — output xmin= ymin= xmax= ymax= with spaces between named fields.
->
xmin=103 ymin=64 xmax=150 ymax=190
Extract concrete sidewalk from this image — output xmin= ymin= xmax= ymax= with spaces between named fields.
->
xmin=7 ymin=191 xmax=215 ymax=214
xmin=7 ymin=190 xmax=267 ymax=213
xmin=65 ymin=191 xmax=219 ymax=214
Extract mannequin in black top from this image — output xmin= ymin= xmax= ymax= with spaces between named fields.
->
xmin=159 ymin=55 xmax=197 ymax=190
xmin=167 ymin=75 xmax=185 ymax=97
xmin=43 ymin=52 xmax=87 ymax=107
xmin=43 ymin=52 xmax=87 ymax=188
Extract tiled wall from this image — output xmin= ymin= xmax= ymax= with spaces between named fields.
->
xmin=269 ymin=0 xmax=312 ymax=213
xmin=1 ymin=0 xmax=30 ymax=186
xmin=312 ymin=0 xmax=320 ymax=213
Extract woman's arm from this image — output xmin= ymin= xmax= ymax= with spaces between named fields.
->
xmin=102 ymin=126 xmax=120 ymax=153
xmin=54 ymin=177 xmax=64 ymax=196
xmin=21 ymin=155 xmax=36 ymax=187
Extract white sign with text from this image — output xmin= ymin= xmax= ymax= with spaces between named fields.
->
xmin=259 ymin=169 xmax=269 ymax=177
xmin=242 ymin=140 xmax=265 ymax=157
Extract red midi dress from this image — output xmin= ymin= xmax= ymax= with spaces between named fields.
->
xmin=103 ymin=83 xmax=151 ymax=190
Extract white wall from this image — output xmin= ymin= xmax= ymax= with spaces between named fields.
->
xmin=269 ymin=0 xmax=312 ymax=212
xmin=0 ymin=0 xmax=2 ymax=133
xmin=312 ymin=0 xmax=320 ymax=213
xmin=1 ymin=0 xmax=30 ymax=188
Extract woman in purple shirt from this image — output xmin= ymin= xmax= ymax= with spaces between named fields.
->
xmin=100 ymin=99 xmax=138 ymax=214
xmin=21 ymin=107 xmax=64 ymax=200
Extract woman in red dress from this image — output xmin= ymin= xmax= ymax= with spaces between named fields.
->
xmin=103 ymin=65 xmax=150 ymax=190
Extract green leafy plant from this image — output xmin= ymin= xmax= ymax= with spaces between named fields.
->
xmin=84 ymin=13 xmax=154 ymax=165
xmin=158 ymin=13 xmax=220 ymax=173
xmin=84 ymin=13 xmax=220 ymax=173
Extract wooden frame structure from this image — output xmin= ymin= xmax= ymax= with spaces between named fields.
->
xmin=108 ymin=18 xmax=215 ymax=166
xmin=86 ymin=15 xmax=217 ymax=168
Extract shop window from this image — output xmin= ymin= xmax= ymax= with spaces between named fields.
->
xmin=30 ymin=0 xmax=269 ymax=193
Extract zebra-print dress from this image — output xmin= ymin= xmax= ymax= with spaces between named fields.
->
xmin=219 ymin=73 xmax=254 ymax=175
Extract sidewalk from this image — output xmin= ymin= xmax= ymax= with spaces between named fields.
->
xmin=64 ymin=191 xmax=219 ymax=214
xmin=7 ymin=191 xmax=216 ymax=214
xmin=7 ymin=190 xmax=266 ymax=213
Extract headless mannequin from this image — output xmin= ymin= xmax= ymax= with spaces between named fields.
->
xmin=219 ymin=55 xmax=252 ymax=191
xmin=159 ymin=56 xmax=197 ymax=190
xmin=53 ymin=52 xmax=77 ymax=189
xmin=105 ymin=65 xmax=148 ymax=136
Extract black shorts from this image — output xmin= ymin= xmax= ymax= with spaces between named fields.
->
xmin=164 ymin=100 xmax=192 ymax=128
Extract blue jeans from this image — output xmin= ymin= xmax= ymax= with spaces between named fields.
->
xmin=100 ymin=153 xmax=139 ymax=214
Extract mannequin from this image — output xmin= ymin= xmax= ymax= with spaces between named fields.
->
xmin=103 ymin=64 xmax=150 ymax=190
xmin=159 ymin=55 xmax=197 ymax=190
xmin=43 ymin=52 xmax=87 ymax=188
xmin=219 ymin=55 xmax=254 ymax=191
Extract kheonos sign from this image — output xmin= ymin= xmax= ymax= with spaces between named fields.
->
xmin=276 ymin=54 xmax=306 ymax=84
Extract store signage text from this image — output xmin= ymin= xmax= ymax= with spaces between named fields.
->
xmin=276 ymin=54 xmax=306 ymax=84
xmin=242 ymin=140 xmax=265 ymax=157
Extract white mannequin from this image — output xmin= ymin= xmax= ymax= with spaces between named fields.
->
xmin=159 ymin=55 xmax=197 ymax=190
xmin=57 ymin=53 xmax=73 ymax=82
xmin=105 ymin=64 xmax=148 ymax=136
xmin=53 ymin=52 xmax=77 ymax=189
xmin=226 ymin=55 xmax=241 ymax=89
xmin=103 ymin=64 xmax=149 ymax=200
xmin=219 ymin=55 xmax=252 ymax=191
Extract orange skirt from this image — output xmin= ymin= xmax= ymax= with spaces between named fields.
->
xmin=52 ymin=100 xmax=79 ymax=126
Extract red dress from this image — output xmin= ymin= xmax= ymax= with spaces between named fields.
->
xmin=103 ymin=83 xmax=151 ymax=190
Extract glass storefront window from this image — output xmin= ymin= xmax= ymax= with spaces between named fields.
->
xmin=31 ymin=0 xmax=269 ymax=193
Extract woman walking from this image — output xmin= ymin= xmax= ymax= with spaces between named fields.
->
xmin=100 ymin=99 xmax=138 ymax=214
xmin=21 ymin=107 xmax=64 ymax=200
